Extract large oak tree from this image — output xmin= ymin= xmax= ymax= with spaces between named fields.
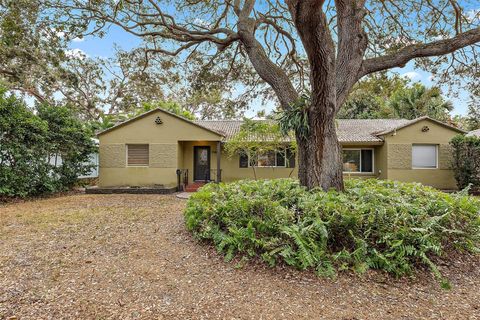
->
xmin=50 ymin=0 xmax=480 ymax=190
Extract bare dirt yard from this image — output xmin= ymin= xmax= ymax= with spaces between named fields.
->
xmin=1 ymin=194 xmax=479 ymax=320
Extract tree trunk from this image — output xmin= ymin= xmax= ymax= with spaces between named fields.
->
xmin=297 ymin=99 xmax=344 ymax=191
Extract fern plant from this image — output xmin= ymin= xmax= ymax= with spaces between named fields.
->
xmin=184 ymin=178 xmax=480 ymax=287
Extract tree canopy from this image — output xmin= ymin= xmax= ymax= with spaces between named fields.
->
xmin=36 ymin=0 xmax=480 ymax=189
xmin=338 ymin=73 xmax=453 ymax=121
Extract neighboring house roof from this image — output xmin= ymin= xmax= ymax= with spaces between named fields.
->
xmin=467 ymin=129 xmax=480 ymax=137
xmin=97 ymin=108 xmax=225 ymax=137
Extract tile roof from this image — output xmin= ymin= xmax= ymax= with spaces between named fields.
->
xmin=467 ymin=129 xmax=480 ymax=137
xmin=195 ymin=119 xmax=412 ymax=143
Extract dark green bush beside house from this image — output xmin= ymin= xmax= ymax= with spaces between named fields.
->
xmin=185 ymin=179 xmax=480 ymax=287
xmin=450 ymin=135 xmax=480 ymax=193
xmin=0 ymin=90 xmax=96 ymax=198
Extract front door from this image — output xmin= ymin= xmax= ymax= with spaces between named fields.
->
xmin=194 ymin=146 xmax=210 ymax=181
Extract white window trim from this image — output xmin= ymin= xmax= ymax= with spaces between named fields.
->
xmin=342 ymin=148 xmax=375 ymax=174
xmin=126 ymin=144 xmax=150 ymax=167
xmin=412 ymin=144 xmax=438 ymax=169
xmin=248 ymin=150 xmax=287 ymax=168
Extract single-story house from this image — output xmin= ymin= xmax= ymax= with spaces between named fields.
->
xmin=467 ymin=129 xmax=480 ymax=137
xmin=96 ymin=108 xmax=465 ymax=190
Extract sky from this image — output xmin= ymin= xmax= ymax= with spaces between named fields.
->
xmin=68 ymin=23 xmax=473 ymax=118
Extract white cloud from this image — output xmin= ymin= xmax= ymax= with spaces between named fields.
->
xmin=65 ymin=48 xmax=88 ymax=59
xmin=72 ymin=37 xmax=85 ymax=43
xmin=402 ymin=71 xmax=420 ymax=80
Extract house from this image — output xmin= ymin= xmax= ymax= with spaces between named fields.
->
xmin=96 ymin=108 xmax=465 ymax=191
xmin=467 ymin=129 xmax=480 ymax=137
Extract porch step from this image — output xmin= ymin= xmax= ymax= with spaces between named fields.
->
xmin=185 ymin=183 xmax=206 ymax=192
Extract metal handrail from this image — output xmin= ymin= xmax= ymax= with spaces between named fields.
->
xmin=176 ymin=169 xmax=189 ymax=191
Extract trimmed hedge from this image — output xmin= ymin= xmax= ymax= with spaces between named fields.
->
xmin=185 ymin=179 xmax=480 ymax=287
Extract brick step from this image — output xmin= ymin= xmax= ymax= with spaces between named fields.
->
xmin=184 ymin=183 xmax=206 ymax=192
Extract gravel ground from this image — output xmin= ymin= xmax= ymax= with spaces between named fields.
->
xmin=1 ymin=194 xmax=479 ymax=320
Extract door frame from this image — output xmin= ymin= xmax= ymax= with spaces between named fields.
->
xmin=193 ymin=146 xmax=211 ymax=181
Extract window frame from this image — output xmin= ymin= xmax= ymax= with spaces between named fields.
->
xmin=411 ymin=144 xmax=438 ymax=169
xmin=342 ymin=148 xmax=375 ymax=174
xmin=126 ymin=144 xmax=150 ymax=167
xmin=248 ymin=150 xmax=287 ymax=168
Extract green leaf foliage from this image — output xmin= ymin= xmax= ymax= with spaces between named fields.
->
xmin=450 ymin=134 xmax=480 ymax=191
xmin=185 ymin=179 xmax=480 ymax=285
xmin=0 ymin=89 xmax=96 ymax=198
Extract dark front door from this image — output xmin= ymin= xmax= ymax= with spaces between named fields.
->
xmin=194 ymin=146 xmax=211 ymax=181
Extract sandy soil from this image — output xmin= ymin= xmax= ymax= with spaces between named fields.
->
xmin=1 ymin=194 xmax=479 ymax=320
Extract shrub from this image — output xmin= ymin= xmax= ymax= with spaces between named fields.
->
xmin=451 ymin=134 xmax=480 ymax=192
xmin=0 ymin=89 xmax=96 ymax=198
xmin=185 ymin=179 xmax=480 ymax=286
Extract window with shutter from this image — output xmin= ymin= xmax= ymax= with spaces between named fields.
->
xmin=412 ymin=144 xmax=437 ymax=168
xmin=127 ymin=144 xmax=149 ymax=166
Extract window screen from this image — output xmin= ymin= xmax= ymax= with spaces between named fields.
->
xmin=412 ymin=145 xmax=437 ymax=168
xmin=127 ymin=144 xmax=149 ymax=166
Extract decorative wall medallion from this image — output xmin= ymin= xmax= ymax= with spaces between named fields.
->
xmin=421 ymin=126 xmax=430 ymax=132
xmin=155 ymin=116 xmax=163 ymax=125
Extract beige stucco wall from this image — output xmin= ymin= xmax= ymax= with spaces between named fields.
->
xmin=98 ymin=110 xmax=460 ymax=190
xmin=382 ymin=119 xmax=459 ymax=189
xmin=98 ymin=110 xmax=222 ymax=187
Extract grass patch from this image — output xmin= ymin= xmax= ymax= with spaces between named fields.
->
xmin=185 ymin=179 xmax=480 ymax=286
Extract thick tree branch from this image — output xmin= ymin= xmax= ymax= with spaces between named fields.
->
xmin=235 ymin=0 xmax=299 ymax=109
xmin=286 ymin=0 xmax=336 ymax=115
xmin=335 ymin=0 xmax=368 ymax=108
xmin=360 ymin=27 xmax=480 ymax=78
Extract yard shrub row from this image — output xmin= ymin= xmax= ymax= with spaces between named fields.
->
xmin=185 ymin=179 xmax=480 ymax=286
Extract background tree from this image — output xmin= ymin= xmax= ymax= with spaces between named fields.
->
xmin=338 ymin=74 xmax=453 ymax=121
xmin=389 ymin=84 xmax=453 ymax=121
xmin=49 ymin=0 xmax=480 ymax=190
xmin=0 ymin=0 xmax=70 ymax=103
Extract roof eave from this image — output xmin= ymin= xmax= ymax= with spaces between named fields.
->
xmin=96 ymin=108 xmax=225 ymax=138
xmin=375 ymin=116 xmax=466 ymax=137
xmin=340 ymin=141 xmax=384 ymax=146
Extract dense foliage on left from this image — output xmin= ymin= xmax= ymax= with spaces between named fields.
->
xmin=0 ymin=89 xmax=96 ymax=197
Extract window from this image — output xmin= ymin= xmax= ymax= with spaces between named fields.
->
xmin=127 ymin=144 xmax=149 ymax=166
xmin=239 ymin=149 xmax=295 ymax=168
xmin=412 ymin=144 xmax=437 ymax=169
xmin=257 ymin=151 xmax=277 ymax=167
xmin=342 ymin=149 xmax=374 ymax=173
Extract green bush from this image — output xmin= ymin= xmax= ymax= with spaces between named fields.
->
xmin=450 ymin=134 xmax=480 ymax=191
xmin=185 ymin=179 xmax=480 ymax=286
xmin=0 ymin=89 xmax=96 ymax=198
